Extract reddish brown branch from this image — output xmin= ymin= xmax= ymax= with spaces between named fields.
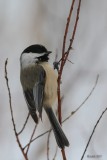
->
xmin=57 ymin=0 xmax=82 ymax=160
xmin=5 ymin=59 xmax=16 ymax=138
xmin=26 ymin=124 xmax=38 ymax=155
xmin=62 ymin=0 xmax=75 ymax=56
xmin=61 ymin=149 xmax=67 ymax=160
xmin=63 ymin=0 xmax=82 ymax=66
xmin=57 ymin=83 xmax=62 ymax=124
xmin=58 ymin=0 xmax=82 ymax=122
xmin=5 ymin=59 xmax=28 ymax=160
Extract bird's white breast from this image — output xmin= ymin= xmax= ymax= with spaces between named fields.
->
xmin=20 ymin=52 xmax=45 ymax=69
xmin=20 ymin=53 xmax=36 ymax=69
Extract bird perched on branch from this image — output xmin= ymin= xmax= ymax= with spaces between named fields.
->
xmin=20 ymin=44 xmax=69 ymax=148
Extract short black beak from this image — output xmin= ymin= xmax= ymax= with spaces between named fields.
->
xmin=47 ymin=51 xmax=52 ymax=54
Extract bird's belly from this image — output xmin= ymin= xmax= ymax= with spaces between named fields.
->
xmin=40 ymin=63 xmax=58 ymax=106
xmin=44 ymin=74 xmax=57 ymax=106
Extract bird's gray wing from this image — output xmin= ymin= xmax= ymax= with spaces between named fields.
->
xmin=33 ymin=66 xmax=46 ymax=119
xmin=24 ymin=89 xmax=38 ymax=123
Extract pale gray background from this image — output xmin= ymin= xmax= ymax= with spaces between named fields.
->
xmin=0 ymin=0 xmax=107 ymax=160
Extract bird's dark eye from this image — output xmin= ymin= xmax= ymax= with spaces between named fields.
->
xmin=38 ymin=57 xmax=41 ymax=60
xmin=35 ymin=57 xmax=40 ymax=60
xmin=35 ymin=54 xmax=49 ymax=62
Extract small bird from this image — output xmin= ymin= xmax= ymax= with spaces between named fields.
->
xmin=20 ymin=44 xmax=69 ymax=148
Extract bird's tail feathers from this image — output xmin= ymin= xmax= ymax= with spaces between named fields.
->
xmin=45 ymin=106 xmax=69 ymax=148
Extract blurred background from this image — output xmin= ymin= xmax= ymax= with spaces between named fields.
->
xmin=0 ymin=0 xmax=107 ymax=159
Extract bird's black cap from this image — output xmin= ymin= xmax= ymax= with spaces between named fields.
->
xmin=22 ymin=44 xmax=48 ymax=54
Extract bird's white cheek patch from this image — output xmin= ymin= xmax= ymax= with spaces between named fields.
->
xmin=21 ymin=53 xmax=37 ymax=69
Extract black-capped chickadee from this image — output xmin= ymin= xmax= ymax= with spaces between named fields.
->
xmin=20 ymin=44 xmax=69 ymax=148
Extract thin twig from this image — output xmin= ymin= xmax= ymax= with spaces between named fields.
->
xmin=4 ymin=59 xmax=28 ymax=160
xmin=81 ymin=107 xmax=107 ymax=160
xmin=47 ymin=129 xmax=52 ymax=160
xmin=23 ymin=129 xmax=51 ymax=149
xmin=53 ymin=146 xmax=58 ymax=160
xmin=63 ymin=75 xmax=99 ymax=123
xmin=18 ymin=113 xmax=30 ymax=135
xmin=57 ymin=0 xmax=82 ymax=123
xmin=5 ymin=59 xmax=16 ymax=138
xmin=67 ymin=59 xmax=74 ymax=64
xmin=26 ymin=123 xmax=38 ymax=155
xmin=72 ymin=75 xmax=99 ymax=115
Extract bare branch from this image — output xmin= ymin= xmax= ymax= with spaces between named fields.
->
xmin=59 ymin=0 xmax=82 ymax=79
xmin=23 ymin=129 xmax=51 ymax=149
xmin=64 ymin=0 xmax=82 ymax=66
xmin=62 ymin=0 xmax=75 ymax=56
xmin=63 ymin=75 xmax=99 ymax=123
xmin=57 ymin=1 xmax=82 ymax=159
xmin=53 ymin=146 xmax=58 ymax=160
xmin=61 ymin=149 xmax=67 ymax=160
xmin=67 ymin=59 xmax=74 ymax=64
xmin=81 ymin=107 xmax=107 ymax=160
xmin=47 ymin=129 xmax=52 ymax=160
xmin=5 ymin=59 xmax=16 ymax=137
xmin=18 ymin=113 xmax=30 ymax=135
xmin=26 ymin=123 xmax=38 ymax=155
xmin=5 ymin=59 xmax=28 ymax=160
xmin=72 ymin=74 xmax=99 ymax=115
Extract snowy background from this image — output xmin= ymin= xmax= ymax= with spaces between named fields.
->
xmin=0 ymin=0 xmax=107 ymax=159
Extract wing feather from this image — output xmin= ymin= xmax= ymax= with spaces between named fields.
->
xmin=33 ymin=67 xmax=46 ymax=118
xmin=21 ymin=65 xmax=46 ymax=122
xmin=24 ymin=90 xmax=38 ymax=123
